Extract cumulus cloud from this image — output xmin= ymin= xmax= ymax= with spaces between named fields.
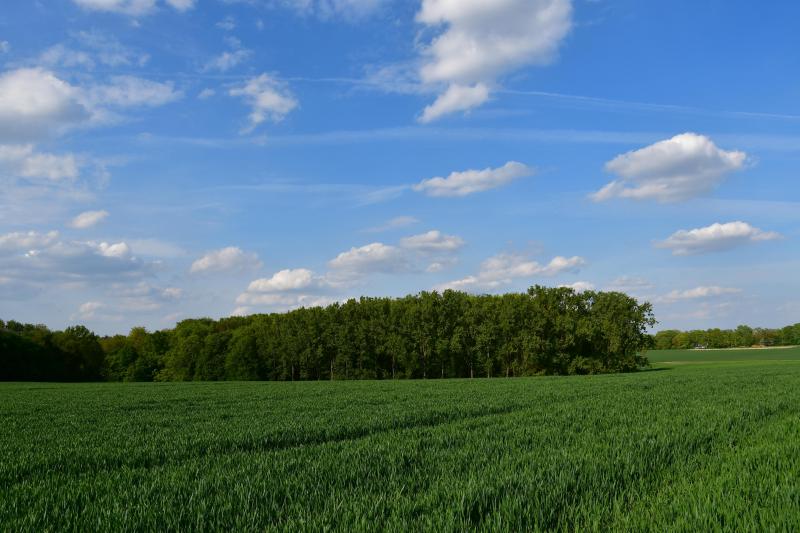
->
xmin=328 ymin=242 xmax=405 ymax=275
xmin=399 ymin=230 xmax=464 ymax=252
xmin=235 ymin=267 xmax=336 ymax=314
xmin=70 ymin=210 xmax=109 ymax=229
xmin=246 ymin=268 xmax=318 ymax=292
xmin=230 ymin=74 xmax=298 ymax=132
xmin=560 ymin=281 xmax=594 ymax=292
xmin=414 ymin=161 xmax=533 ymax=197
xmin=438 ymin=253 xmax=585 ymax=291
xmin=0 ymin=68 xmax=181 ymax=144
xmin=656 ymin=221 xmax=781 ymax=256
xmin=661 ymin=286 xmax=742 ymax=303
xmin=190 ymin=246 xmax=262 ymax=274
xmin=416 ymin=0 xmax=573 ymax=121
xmin=0 ymin=68 xmax=89 ymax=143
xmin=592 ymin=133 xmax=747 ymax=202
xmin=72 ymin=0 xmax=194 ymax=16
xmin=0 ymin=230 xmax=152 ymax=285
xmin=234 ymin=293 xmax=336 ymax=313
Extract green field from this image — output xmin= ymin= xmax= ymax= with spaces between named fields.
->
xmin=648 ymin=345 xmax=800 ymax=363
xmin=3 ymin=358 xmax=800 ymax=530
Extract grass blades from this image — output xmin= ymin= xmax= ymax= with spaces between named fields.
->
xmin=2 ymin=359 xmax=800 ymax=530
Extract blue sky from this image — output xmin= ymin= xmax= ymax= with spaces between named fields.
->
xmin=1 ymin=0 xmax=798 ymax=334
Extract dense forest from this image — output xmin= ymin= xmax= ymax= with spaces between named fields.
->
xmin=3 ymin=286 xmax=658 ymax=382
xmin=653 ymin=325 xmax=800 ymax=350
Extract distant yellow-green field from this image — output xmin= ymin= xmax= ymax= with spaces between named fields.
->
xmin=647 ymin=346 xmax=800 ymax=363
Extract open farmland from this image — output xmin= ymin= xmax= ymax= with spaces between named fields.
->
xmin=3 ymin=360 xmax=800 ymax=531
xmin=648 ymin=345 xmax=800 ymax=363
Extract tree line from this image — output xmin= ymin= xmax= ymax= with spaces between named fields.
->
xmin=653 ymin=324 xmax=800 ymax=350
xmin=1 ymin=286 xmax=656 ymax=382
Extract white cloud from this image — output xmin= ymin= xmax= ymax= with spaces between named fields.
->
xmin=234 ymin=291 xmax=335 ymax=310
xmin=246 ymin=268 xmax=317 ymax=292
xmin=328 ymin=242 xmax=405 ymax=274
xmin=592 ymin=133 xmax=747 ymax=202
xmin=204 ymin=49 xmax=252 ymax=72
xmin=661 ymin=286 xmax=742 ymax=303
xmin=0 ymin=231 xmax=152 ymax=285
xmin=198 ymin=88 xmax=216 ymax=99
xmin=190 ymin=246 xmax=262 ymax=274
xmin=72 ymin=0 xmax=194 ymax=15
xmin=75 ymin=300 xmax=106 ymax=320
xmin=0 ymin=144 xmax=80 ymax=181
xmin=86 ymin=76 xmax=182 ymax=108
xmin=0 ymin=41 xmax=9 ymax=54
xmin=656 ymin=221 xmax=781 ymax=256
xmin=438 ymin=253 xmax=585 ymax=291
xmin=235 ymin=266 xmax=336 ymax=313
xmin=0 ymin=68 xmax=181 ymax=145
xmin=413 ymin=161 xmax=533 ymax=197
xmin=230 ymin=74 xmax=298 ymax=132
xmin=96 ymin=241 xmax=131 ymax=258
xmin=560 ymin=281 xmax=594 ymax=292
xmin=416 ymin=0 xmax=573 ymax=120
xmin=0 ymin=230 xmax=60 ymax=251
xmin=419 ymin=83 xmax=490 ymax=123
xmin=0 ymin=68 xmax=89 ymax=142
xmin=70 ymin=210 xmax=109 ymax=229
xmin=364 ymin=215 xmax=419 ymax=233
xmin=399 ymin=230 xmax=464 ymax=252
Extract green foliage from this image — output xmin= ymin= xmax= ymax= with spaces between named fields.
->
xmin=653 ymin=323 xmax=800 ymax=350
xmin=2 ymin=286 xmax=656 ymax=382
xmin=2 ymin=361 xmax=800 ymax=529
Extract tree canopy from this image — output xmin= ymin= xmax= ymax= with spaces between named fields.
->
xmin=1 ymin=286 xmax=657 ymax=382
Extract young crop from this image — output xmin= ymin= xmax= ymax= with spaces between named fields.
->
xmin=2 ymin=359 xmax=800 ymax=530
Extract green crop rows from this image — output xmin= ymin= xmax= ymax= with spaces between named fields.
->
xmin=3 ymin=358 xmax=800 ymax=530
